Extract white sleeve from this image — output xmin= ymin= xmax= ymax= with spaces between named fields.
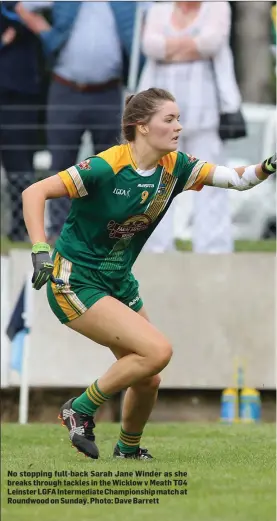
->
xmin=213 ymin=165 xmax=263 ymax=191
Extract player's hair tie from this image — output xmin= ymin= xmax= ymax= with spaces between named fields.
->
xmin=125 ymin=94 xmax=135 ymax=107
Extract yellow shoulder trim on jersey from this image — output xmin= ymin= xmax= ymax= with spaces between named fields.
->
xmin=189 ymin=162 xmax=214 ymax=191
xmin=58 ymin=170 xmax=79 ymax=198
xmin=97 ymin=144 xmax=132 ymax=175
xmin=159 ymin=152 xmax=178 ymax=174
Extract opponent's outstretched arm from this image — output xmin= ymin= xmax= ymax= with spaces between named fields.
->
xmin=202 ymin=154 xmax=276 ymax=190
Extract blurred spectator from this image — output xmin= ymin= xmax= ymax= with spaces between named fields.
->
xmin=20 ymin=1 xmax=141 ymax=241
xmin=0 ymin=1 xmax=43 ymax=241
xmin=139 ymin=1 xmax=240 ymax=253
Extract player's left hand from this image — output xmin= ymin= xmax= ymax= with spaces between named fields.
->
xmin=262 ymin=153 xmax=276 ymax=175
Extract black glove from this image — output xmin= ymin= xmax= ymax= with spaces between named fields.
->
xmin=261 ymin=153 xmax=276 ymax=175
xmin=31 ymin=243 xmax=54 ymax=290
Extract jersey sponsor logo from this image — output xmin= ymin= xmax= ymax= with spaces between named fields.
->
xmin=113 ymin=188 xmax=131 ymax=197
xmin=78 ymin=159 xmax=91 ymax=170
xmin=137 ymin=183 xmax=155 ymax=188
xmin=128 ymin=295 xmax=140 ymax=307
xmin=107 ymin=214 xmax=152 ymax=239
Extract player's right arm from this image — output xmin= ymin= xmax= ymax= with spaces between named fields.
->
xmin=21 ymin=174 xmax=68 ymax=289
xmin=22 ymin=157 xmax=108 ymax=289
xmin=22 ymin=174 xmax=68 ymax=245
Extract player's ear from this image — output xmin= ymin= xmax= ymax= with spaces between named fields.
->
xmin=138 ymin=124 xmax=149 ymax=136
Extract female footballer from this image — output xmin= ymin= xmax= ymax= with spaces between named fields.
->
xmin=22 ymin=88 xmax=276 ymax=460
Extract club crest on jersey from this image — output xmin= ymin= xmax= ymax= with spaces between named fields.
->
xmin=107 ymin=214 xmax=152 ymax=239
xmin=157 ymin=183 xmax=166 ymax=195
xmin=187 ymin=153 xmax=197 ymax=163
xmin=78 ymin=159 xmax=91 ymax=170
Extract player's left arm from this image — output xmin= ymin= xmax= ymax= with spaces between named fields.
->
xmin=193 ymin=154 xmax=276 ymax=191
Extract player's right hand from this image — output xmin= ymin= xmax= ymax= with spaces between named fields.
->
xmin=31 ymin=243 xmax=54 ymax=290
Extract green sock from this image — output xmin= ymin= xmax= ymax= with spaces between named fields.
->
xmin=72 ymin=380 xmax=111 ymax=416
xmin=117 ymin=427 xmax=143 ymax=454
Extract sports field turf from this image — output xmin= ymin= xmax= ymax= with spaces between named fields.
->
xmin=1 ymin=422 xmax=276 ymax=521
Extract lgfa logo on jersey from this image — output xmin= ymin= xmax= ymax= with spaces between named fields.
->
xmin=113 ymin=188 xmax=131 ymax=197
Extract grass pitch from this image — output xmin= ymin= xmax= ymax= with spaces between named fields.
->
xmin=1 ymin=422 xmax=276 ymax=521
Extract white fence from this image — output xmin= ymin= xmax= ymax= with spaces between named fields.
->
xmin=1 ymin=250 xmax=275 ymax=391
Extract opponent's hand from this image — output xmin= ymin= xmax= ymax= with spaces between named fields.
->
xmin=31 ymin=242 xmax=54 ymax=290
xmin=261 ymin=153 xmax=276 ymax=175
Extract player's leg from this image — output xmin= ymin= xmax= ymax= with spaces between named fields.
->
xmin=48 ymin=260 xmax=172 ymax=459
xmin=109 ymin=275 xmax=161 ymax=457
xmin=111 ymin=307 xmax=160 ymax=458
xmin=62 ymin=297 xmax=171 ymax=459
xmin=121 ymin=307 xmax=160 ymax=436
xmin=66 ymin=296 xmax=172 ymax=393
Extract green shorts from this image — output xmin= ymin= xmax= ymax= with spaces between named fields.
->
xmin=47 ymin=250 xmax=143 ymax=324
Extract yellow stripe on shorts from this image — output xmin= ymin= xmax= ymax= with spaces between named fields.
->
xmin=51 ymin=253 xmax=87 ymax=321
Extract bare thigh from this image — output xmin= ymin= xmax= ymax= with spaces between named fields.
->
xmin=110 ymin=307 xmax=162 ymax=389
xmin=110 ymin=306 xmax=150 ymax=360
xmin=66 ymin=297 xmax=170 ymax=360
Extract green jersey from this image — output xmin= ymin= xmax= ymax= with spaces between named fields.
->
xmin=56 ymin=143 xmax=211 ymax=279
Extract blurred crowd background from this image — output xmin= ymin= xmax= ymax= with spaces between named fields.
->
xmin=0 ymin=1 xmax=276 ymax=252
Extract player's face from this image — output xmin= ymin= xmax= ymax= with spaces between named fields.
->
xmin=146 ymin=101 xmax=182 ymax=153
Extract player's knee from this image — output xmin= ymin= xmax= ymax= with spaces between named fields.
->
xmin=151 ymin=341 xmax=173 ymax=373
